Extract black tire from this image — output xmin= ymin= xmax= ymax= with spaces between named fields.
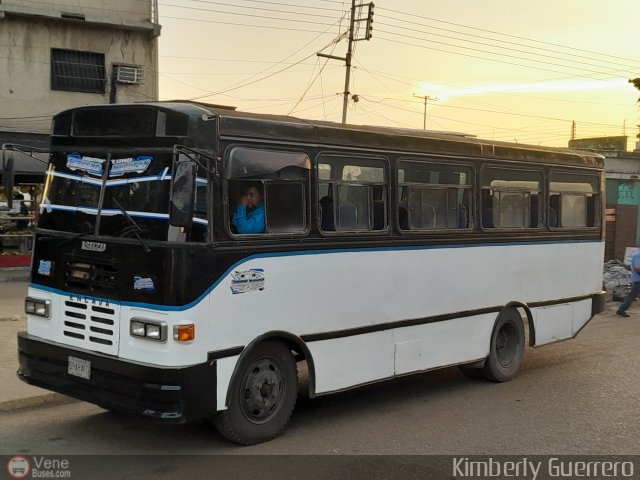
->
xmin=213 ymin=340 xmax=297 ymax=445
xmin=482 ymin=308 xmax=525 ymax=382
xmin=458 ymin=365 xmax=484 ymax=380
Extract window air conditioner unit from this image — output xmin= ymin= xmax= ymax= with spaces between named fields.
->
xmin=115 ymin=65 xmax=144 ymax=85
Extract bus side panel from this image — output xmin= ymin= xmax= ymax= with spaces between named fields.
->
xmin=392 ymin=313 xmax=494 ymax=375
xmin=571 ymin=299 xmax=593 ymax=335
xmin=307 ymin=332 xmax=394 ymax=394
xmin=532 ymin=298 xmax=593 ymax=346
xmin=532 ymin=304 xmax=573 ymax=345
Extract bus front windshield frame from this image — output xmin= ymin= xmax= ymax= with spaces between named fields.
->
xmin=38 ymin=150 xmax=208 ymax=242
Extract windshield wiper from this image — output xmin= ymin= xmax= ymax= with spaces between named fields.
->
xmin=112 ymin=199 xmax=151 ymax=253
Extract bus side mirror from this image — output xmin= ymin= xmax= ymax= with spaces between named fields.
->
xmin=169 ymin=159 xmax=196 ymax=228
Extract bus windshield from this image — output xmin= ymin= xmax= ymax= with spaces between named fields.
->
xmin=38 ymin=151 xmax=207 ymax=241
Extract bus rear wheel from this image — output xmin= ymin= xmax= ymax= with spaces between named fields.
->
xmin=482 ymin=308 xmax=525 ymax=382
xmin=213 ymin=340 xmax=297 ymax=445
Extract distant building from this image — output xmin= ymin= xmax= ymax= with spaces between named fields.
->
xmin=569 ymin=136 xmax=640 ymax=260
xmin=0 ymin=0 xmax=161 ymax=182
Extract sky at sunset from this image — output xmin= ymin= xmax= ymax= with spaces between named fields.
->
xmin=157 ymin=0 xmax=640 ymax=149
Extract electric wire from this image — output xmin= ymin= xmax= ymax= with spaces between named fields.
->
xmin=186 ymin=15 xmax=345 ymax=101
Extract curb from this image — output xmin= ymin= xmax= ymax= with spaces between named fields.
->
xmin=0 ymin=393 xmax=79 ymax=413
xmin=0 ymin=273 xmax=30 ymax=283
xmin=0 ymin=267 xmax=30 ymax=282
xmin=0 ymin=276 xmax=30 ymax=283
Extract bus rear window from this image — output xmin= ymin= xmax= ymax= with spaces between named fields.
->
xmin=72 ymin=107 xmax=156 ymax=137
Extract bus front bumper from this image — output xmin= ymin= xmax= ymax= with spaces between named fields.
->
xmin=17 ymin=332 xmax=217 ymax=423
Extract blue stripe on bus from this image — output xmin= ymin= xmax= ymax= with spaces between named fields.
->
xmin=29 ymin=238 xmax=603 ymax=312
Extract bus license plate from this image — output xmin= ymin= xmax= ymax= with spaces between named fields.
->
xmin=68 ymin=356 xmax=91 ymax=380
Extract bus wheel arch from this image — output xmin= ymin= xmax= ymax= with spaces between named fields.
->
xmin=214 ymin=331 xmax=316 ymax=445
xmin=482 ymin=305 xmax=526 ymax=382
xmin=504 ymin=301 xmax=535 ymax=347
xmin=226 ymin=331 xmax=317 ymax=404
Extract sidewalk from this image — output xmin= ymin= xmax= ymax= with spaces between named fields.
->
xmin=0 ymin=281 xmax=77 ymax=412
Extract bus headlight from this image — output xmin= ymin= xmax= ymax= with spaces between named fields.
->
xmin=25 ymin=298 xmax=51 ymax=319
xmin=130 ymin=319 xmax=167 ymax=342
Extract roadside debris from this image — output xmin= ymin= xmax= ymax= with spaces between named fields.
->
xmin=603 ymin=260 xmax=631 ymax=301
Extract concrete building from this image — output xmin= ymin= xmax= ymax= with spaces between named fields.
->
xmin=0 ymin=0 xmax=161 ymax=181
xmin=569 ymin=136 xmax=640 ymax=260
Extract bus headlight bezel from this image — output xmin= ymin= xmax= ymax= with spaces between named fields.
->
xmin=25 ymin=297 xmax=51 ymax=319
xmin=130 ymin=319 xmax=168 ymax=343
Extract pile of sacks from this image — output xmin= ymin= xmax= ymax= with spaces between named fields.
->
xmin=603 ymin=260 xmax=631 ymax=301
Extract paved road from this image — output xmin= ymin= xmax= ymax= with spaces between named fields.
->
xmin=1 ymin=306 xmax=639 ymax=459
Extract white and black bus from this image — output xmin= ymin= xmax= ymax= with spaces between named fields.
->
xmin=18 ymin=102 xmax=606 ymax=445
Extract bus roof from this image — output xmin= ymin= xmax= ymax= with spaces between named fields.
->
xmin=202 ymin=104 xmax=603 ymax=169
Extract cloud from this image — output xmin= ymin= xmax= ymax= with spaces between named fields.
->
xmin=418 ymin=78 xmax=627 ymax=101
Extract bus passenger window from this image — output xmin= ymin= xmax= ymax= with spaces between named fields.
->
xmin=318 ymin=157 xmax=388 ymax=233
xmin=481 ymin=167 xmax=541 ymax=230
xmin=398 ymin=160 xmax=473 ymax=231
xmin=226 ymin=147 xmax=310 ymax=236
xmin=549 ymin=172 xmax=600 ymax=229
xmin=266 ymin=182 xmax=305 ymax=233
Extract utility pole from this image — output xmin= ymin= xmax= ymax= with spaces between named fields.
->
xmin=318 ymin=1 xmax=374 ymax=124
xmin=340 ymin=0 xmax=356 ymax=125
xmin=571 ymin=120 xmax=576 ymax=140
xmin=413 ymin=93 xmax=436 ymax=130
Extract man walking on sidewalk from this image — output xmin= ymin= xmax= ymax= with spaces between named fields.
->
xmin=617 ymin=248 xmax=640 ymax=317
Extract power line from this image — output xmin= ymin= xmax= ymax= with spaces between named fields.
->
xmin=352 ymin=65 xmax=633 ymax=107
xmin=161 ymin=15 xmax=339 ymax=34
xmin=166 ymin=0 xmax=343 ymax=14
xmin=376 ymin=29 xmax=631 ymax=80
xmin=377 ymin=6 xmax=640 ymax=65
xmin=376 ymin=35 xmax=626 ymax=82
xmin=160 ymin=2 xmax=340 ymax=24
xmin=359 ymin=94 xmax=628 ymax=130
xmin=376 ymin=13 xmax=639 ymax=73
xmin=288 ymin=36 xmax=341 ymax=114
xmin=186 ymin=16 xmax=344 ymax=100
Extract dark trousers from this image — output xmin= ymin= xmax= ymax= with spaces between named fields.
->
xmin=619 ymin=281 xmax=640 ymax=313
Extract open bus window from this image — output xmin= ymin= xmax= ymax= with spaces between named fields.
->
xmin=266 ymin=182 xmax=305 ymax=233
xmin=481 ymin=167 xmax=541 ymax=229
xmin=397 ymin=160 xmax=472 ymax=231
xmin=549 ymin=172 xmax=599 ymax=228
xmin=226 ymin=147 xmax=310 ymax=236
xmin=318 ymin=157 xmax=388 ymax=232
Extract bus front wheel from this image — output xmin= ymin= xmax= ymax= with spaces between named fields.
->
xmin=482 ymin=309 xmax=525 ymax=382
xmin=213 ymin=340 xmax=297 ymax=445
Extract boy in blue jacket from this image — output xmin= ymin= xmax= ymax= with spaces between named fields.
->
xmin=232 ymin=183 xmax=266 ymax=234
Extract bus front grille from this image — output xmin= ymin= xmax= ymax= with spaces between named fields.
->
xmin=65 ymin=258 xmax=118 ymax=293
xmin=61 ymin=299 xmax=120 ymax=354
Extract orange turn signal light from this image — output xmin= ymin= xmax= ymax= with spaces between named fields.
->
xmin=173 ymin=324 xmax=195 ymax=342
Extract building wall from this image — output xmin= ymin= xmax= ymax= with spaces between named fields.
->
xmin=0 ymin=0 xmax=159 ymax=134
xmin=602 ymin=156 xmax=640 ymax=259
xmin=2 ymin=0 xmax=154 ymax=23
